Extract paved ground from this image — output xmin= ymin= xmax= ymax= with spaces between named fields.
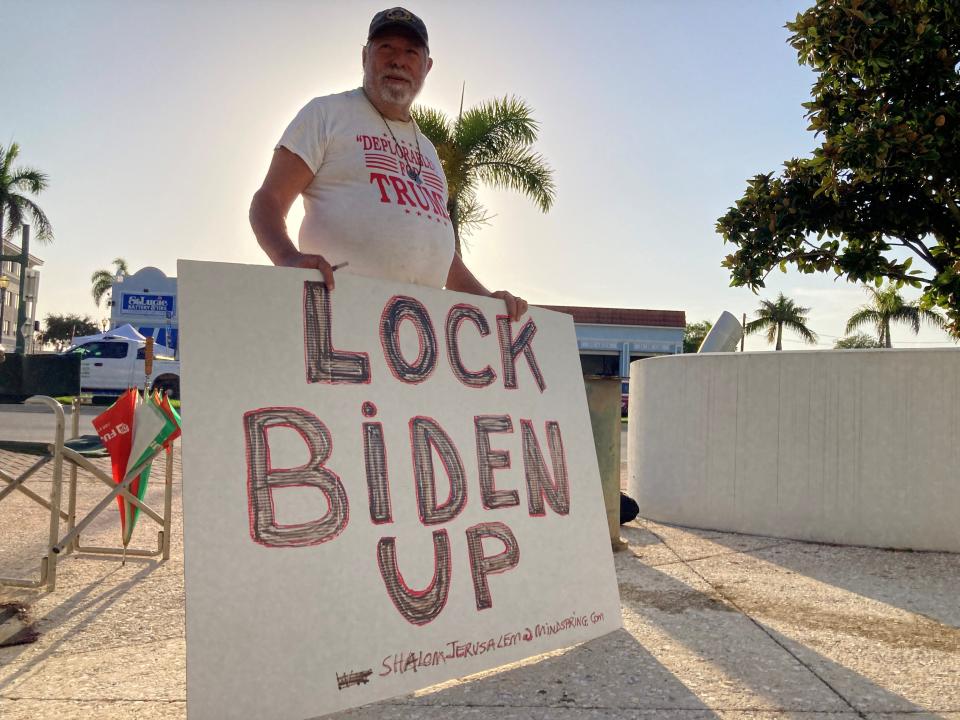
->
xmin=1 ymin=426 xmax=958 ymax=719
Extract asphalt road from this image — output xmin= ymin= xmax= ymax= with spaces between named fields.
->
xmin=0 ymin=402 xmax=100 ymax=442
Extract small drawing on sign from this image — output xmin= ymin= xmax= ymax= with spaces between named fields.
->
xmin=337 ymin=669 xmax=373 ymax=690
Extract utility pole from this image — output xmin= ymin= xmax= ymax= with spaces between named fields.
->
xmin=740 ymin=313 xmax=746 ymax=352
xmin=15 ymin=225 xmax=29 ymax=355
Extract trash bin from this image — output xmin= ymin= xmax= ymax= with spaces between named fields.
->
xmin=583 ymin=374 xmax=626 ymax=550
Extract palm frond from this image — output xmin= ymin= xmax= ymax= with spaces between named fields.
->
xmin=845 ymin=308 xmax=881 ymax=335
xmin=471 ymin=146 xmax=555 ymax=212
xmin=755 ymin=299 xmax=777 ymax=318
xmin=785 ymin=319 xmax=818 ymax=344
xmin=1 ymin=143 xmax=20 ymax=177
xmin=917 ymin=307 xmax=947 ymax=331
xmin=91 ymin=276 xmax=113 ymax=306
xmin=18 ymin=197 xmax=53 ymax=242
xmin=743 ymin=317 xmax=773 ymax=335
xmin=765 ymin=324 xmax=778 ymax=345
xmin=890 ymin=306 xmax=922 ymax=334
xmin=2 ymin=200 xmax=25 ymax=241
xmin=456 ymin=96 xmax=539 ymax=161
xmin=454 ymin=191 xmax=494 ymax=239
xmin=10 ymin=167 xmax=48 ymax=195
xmin=411 ymin=106 xmax=452 ymax=147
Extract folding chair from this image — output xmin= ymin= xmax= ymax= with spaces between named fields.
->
xmin=0 ymin=396 xmax=174 ymax=591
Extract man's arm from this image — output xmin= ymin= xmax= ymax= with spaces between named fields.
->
xmin=445 ymin=253 xmax=528 ymax=321
xmin=249 ymin=147 xmax=337 ymax=288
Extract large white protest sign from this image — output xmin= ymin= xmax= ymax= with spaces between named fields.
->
xmin=178 ymin=260 xmax=621 ymax=720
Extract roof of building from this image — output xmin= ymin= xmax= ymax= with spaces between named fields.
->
xmin=537 ymin=305 xmax=686 ymax=328
xmin=2 ymin=239 xmax=44 ymax=268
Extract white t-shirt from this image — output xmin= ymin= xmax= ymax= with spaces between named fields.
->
xmin=277 ymin=88 xmax=455 ymax=288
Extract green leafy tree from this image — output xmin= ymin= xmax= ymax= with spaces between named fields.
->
xmin=0 ymin=142 xmax=53 ymax=243
xmin=90 ymin=258 xmax=129 ymax=308
xmin=412 ymin=95 xmax=555 ymax=254
xmin=717 ymin=1 xmax=960 ymax=335
xmin=683 ymin=320 xmax=714 ymax=353
xmin=41 ymin=313 xmax=100 ymax=347
xmin=835 ymin=333 xmax=883 ymax=348
xmin=744 ymin=293 xmax=819 ymax=350
xmin=845 ymin=283 xmax=947 ymax=347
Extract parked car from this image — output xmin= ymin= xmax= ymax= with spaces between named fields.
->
xmin=63 ymin=337 xmax=180 ymax=399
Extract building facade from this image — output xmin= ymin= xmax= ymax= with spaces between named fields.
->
xmin=108 ymin=266 xmax=178 ymax=352
xmin=0 ymin=239 xmax=43 ymax=353
xmin=538 ymin=304 xmax=686 ymax=383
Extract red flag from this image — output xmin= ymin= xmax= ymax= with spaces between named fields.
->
xmin=155 ymin=391 xmax=182 ymax=447
xmin=92 ymin=389 xmax=138 ymax=539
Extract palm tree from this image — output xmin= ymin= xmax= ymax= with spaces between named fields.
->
xmin=91 ymin=258 xmax=130 ymax=308
xmin=0 ymin=142 xmax=53 ymax=243
xmin=845 ymin=284 xmax=947 ymax=348
xmin=744 ymin=293 xmax=818 ymax=350
xmin=412 ymin=94 xmax=555 ymax=254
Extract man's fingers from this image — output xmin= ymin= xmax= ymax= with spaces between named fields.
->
xmin=294 ymin=252 xmax=335 ymax=289
xmin=492 ymin=290 xmax=528 ymax=321
xmin=313 ymin=256 xmax=335 ymax=290
xmin=503 ymin=293 xmax=518 ymax=320
xmin=515 ymin=297 xmax=528 ymax=320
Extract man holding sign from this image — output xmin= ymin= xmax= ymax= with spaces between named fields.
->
xmin=185 ymin=8 xmax=620 ymax=719
xmin=250 ymin=7 xmax=528 ymax=320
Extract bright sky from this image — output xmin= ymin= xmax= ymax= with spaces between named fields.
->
xmin=5 ymin=0 xmax=956 ymax=350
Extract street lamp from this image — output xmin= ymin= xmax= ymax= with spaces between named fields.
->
xmin=0 ymin=275 xmax=8 ymax=352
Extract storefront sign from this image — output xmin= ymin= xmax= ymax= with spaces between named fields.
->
xmin=121 ymin=293 xmax=175 ymax=315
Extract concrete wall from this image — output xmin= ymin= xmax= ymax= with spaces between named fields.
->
xmin=627 ymin=349 xmax=960 ymax=552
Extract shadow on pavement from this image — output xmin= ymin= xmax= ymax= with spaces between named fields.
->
xmin=333 ymin=629 xmax=721 ymax=719
xmin=706 ymin=534 xmax=960 ymax=628
xmin=0 ymin=559 xmax=161 ymax=692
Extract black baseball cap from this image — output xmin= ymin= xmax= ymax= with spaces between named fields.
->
xmin=368 ymin=7 xmax=429 ymax=51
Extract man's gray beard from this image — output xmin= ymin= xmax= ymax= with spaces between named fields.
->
xmin=381 ymin=84 xmax=413 ymax=105
xmin=369 ymin=78 xmax=419 ymax=107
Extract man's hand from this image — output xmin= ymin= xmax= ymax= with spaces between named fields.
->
xmin=446 ymin=254 xmax=529 ymax=321
xmin=276 ymin=250 xmax=337 ymax=290
xmin=491 ymin=290 xmax=528 ymax=322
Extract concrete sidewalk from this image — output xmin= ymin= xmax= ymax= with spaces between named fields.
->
xmin=2 ymin=444 xmax=958 ymax=719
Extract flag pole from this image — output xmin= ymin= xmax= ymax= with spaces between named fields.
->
xmin=124 ymin=336 xmax=154 ymax=566
xmin=144 ymin=336 xmax=154 ymax=395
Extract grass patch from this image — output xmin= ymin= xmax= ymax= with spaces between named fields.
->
xmin=54 ymin=395 xmax=181 ymax=410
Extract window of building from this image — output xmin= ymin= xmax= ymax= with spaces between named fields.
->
xmin=579 ymin=354 xmax=620 ymax=377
